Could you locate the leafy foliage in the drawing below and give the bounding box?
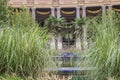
[44,16,66,33]
[74,18,86,26]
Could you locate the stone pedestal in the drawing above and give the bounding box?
[57,29,62,50]
[50,36,56,49]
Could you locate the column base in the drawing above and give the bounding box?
[82,41,88,50]
[76,38,82,50]
[50,37,56,49]
[57,42,62,50]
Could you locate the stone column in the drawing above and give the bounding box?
[102,5,106,14]
[57,7,62,49]
[76,6,80,18]
[51,7,55,16]
[108,5,113,24]
[76,6,82,50]
[82,6,87,50]
[82,6,86,17]
[31,7,36,23]
[108,5,112,11]
[57,7,61,18]
[102,5,106,22]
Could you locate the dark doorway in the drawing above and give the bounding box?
[62,23,76,49]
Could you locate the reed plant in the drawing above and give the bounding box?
[88,11,120,80]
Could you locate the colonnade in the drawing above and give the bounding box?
[31,5,113,50]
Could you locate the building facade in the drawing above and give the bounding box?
[8,0,120,50]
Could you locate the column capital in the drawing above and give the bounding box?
[82,6,87,9]
[30,7,36,10]
[107,5,112,7]
[50,7,55,9]
[102,5,106,8]
[76,6,80,9]
[56,7,61,10]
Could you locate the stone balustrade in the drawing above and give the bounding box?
[8,0,27,4]
[8,0,120,7]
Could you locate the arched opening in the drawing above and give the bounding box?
[36,8,51,27]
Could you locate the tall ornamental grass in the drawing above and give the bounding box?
[89,11,120,80]
[0,0,9,26]
[10,8,35,29]
[0,8,52,78]
[0,27,51,77]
